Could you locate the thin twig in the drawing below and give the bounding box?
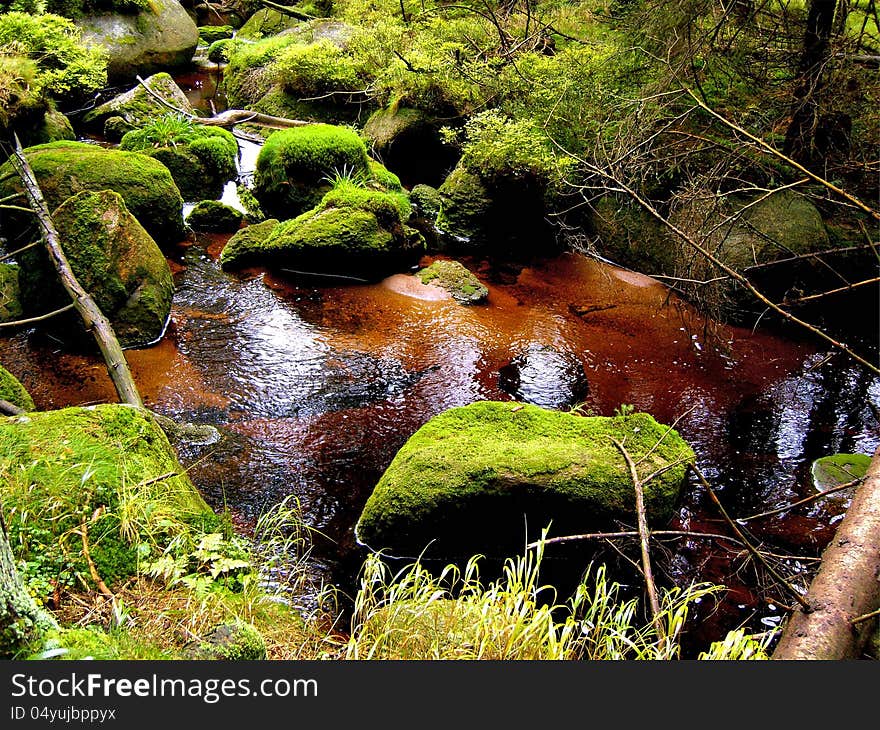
[0,302,75,328]
[690,464,812,612]
[739,478,863,522]
[526,529,747,549]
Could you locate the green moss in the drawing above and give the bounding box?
[185,621,267,660]
[409,184,441,220]
[436,165,492,241]
[219,218,280,269]
[0,263,22,323]
[319,178,410,221]
[120,120,238,202]
[186,200,244,233]
[356,402,695,557]
[253,123,371,218]
[0,141,185,245]
[0,365,34,411]
[363,106,431,151]
[236,8,302,40]
[0,404,216,604]
[417,259,487,304]
[367,159,403,192]
[82,72,194,134]
[21,107,76,147]
[207,38,235,64]
[273,39,365,97]
[17,189,173,348]
[198,25,234,45]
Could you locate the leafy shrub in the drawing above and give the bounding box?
[0,12,106,100]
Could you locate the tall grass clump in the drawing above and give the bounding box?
[343,538,765,660]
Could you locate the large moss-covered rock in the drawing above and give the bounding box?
[0,264,22,323]
[120,121,238,201]
[0,365,34,412]
[236,8,302,39]
[0,141,185,245]
[253,124,371,218]
[82,73,195,140]
[198,25,234,45]
[18,190,174,348]
[219,218,280,269]
[20,108,76,148]
[181,621,267,660]
[221,184,422,276]
[356,402,694,557]
[80,0,198,82]
[0,404,216,601]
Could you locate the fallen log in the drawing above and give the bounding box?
[9,137,143,409]
[772,444,880,659]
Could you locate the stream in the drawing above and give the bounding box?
[4,65,879,652]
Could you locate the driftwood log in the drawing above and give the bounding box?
[9,137,143,408]
[773,444,880,659]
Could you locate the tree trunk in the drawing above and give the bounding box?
[10,139,143,408]
[0,514,57,658]
[772,444,880,659]
[783,0,839,164]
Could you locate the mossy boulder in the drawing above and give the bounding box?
[198,25,234,45]
[207,38,235,64]
[82,73,195,140]
[236,8,302,40]
[0,365,34,412]
[18,190,174,348]
[363,106,458,188]
[416,259,488,304]
[0,404,216,603]
[0,141,185,245]
[120,122,239,201]
[0,264,22,323]
[436,164,555,255]
[186,200,244,233]
[20,108,76,148]
[219,218,280,269]
[252,124,371,219]
[80,0,199,82]
[410,184,442,221]
[221,184,422,276]
[356,402,694,557]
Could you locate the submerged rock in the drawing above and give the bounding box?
[18,190,174,348]
[498,346,589,410]
[356,401,694,557]
[80,0,199,82]
[253,124,371,219]
[416,259,488,304]
[0,365,34,412]
[0,141,185,246]
[82,73,195,140]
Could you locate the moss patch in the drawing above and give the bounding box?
[0,141,185,246]
[186,200,244,233]
[198,25,234,45]
[417,259,487,304]
[82,72,195,134]
[0,263,22,323]
[356,402,695,557]
[0,365,34,412]
[219,218,280,270]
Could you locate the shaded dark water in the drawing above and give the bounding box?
[3,68,879,653]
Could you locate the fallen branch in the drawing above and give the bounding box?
[739,478,863,522]
[258,0,316,21]
[773,445,880,659]
[0,400,24,416]
[0,302,75,329]
[526,529,748,549]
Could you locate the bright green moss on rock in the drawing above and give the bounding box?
[186,200,244,233]
[120,121,238,201]
[0,264,22,323]
[0,365,34,412]
[219,218,280,270]
[182,620,267,660]
[17,190,174,348]
[207,38,235,64]
[253,123,371,218]
[236,8,302,40]
[409,183,441,221]
[198,25,234,44]
[221,182,423,275]
[417,259,487,304]
[356,402,695,557]
[0,404,216,604]
[0,141,185,245]
[21,108,76,147]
